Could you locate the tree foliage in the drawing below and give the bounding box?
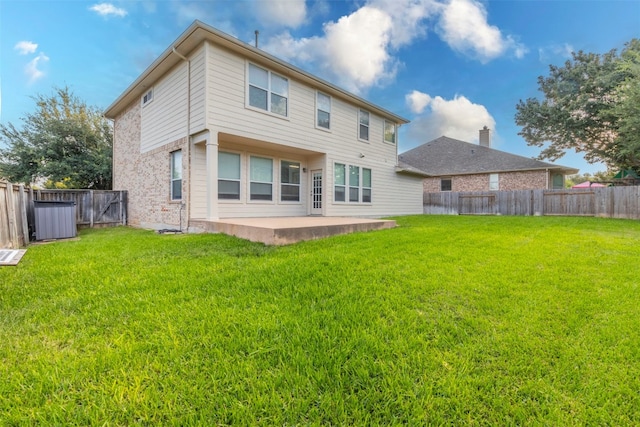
[515,39,640,172]
[564,171,614,188]
[0,87,112,189]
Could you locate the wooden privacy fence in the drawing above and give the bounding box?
[0,181,30,249]
[1,181,128,248]
[424,186,640,219]
[33,189,127,228]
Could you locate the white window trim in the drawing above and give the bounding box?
[142,88,153,107]
[334,163,346,203]
[489,173,499,191]
[218,151,243,202]
[441,177,452,192]
[348,165,360,203]
[358,110,370,142]
[170,150,182,201]
[362,168,372,204]
[248,155,275,204]
[280,159,302,204]
[315,91,331,131]
[245,62,290,120]
[384,120,397,145]
[333,162,371,204]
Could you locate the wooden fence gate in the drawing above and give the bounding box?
[31,189,128,228]
[1,182,128,248]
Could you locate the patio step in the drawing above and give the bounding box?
[189,217,396,245]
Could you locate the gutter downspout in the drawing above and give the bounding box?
[172,47,190,231]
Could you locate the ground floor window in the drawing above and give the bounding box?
[552,173,564,189]
[334,163,346,202]
[218,152,241,200]
[362,168,372,202]
[489,173,499,190]
[281,160,301,202]
[170,150,182,200]
[250,156,273,201]
[335,162,371,203]
[441,178,452,192]
[349,165,360,202]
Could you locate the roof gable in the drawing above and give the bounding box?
[398,136,578,176]
[104,20,408,124]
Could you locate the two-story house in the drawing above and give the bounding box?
[105,21,424,232]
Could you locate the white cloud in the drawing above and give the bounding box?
[405,91,496,146]
[538,43,574,62]
[255,0,307,28]
[406,90,432,114]
[264,0,525,94]
[369,0,440,48]
[25,52,50,84]
[437,0,526,62]
[264,5,414,93]
[322,7,396,92]
[89,3,128,17]
[14,41,38,55]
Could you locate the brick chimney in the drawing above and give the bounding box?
[479,126,491,148]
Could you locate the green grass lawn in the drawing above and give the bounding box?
[1,215,639,425]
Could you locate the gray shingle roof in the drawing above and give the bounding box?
[398,136,579,176]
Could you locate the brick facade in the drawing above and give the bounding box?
[424,170,550,193]
[113,100,188,229]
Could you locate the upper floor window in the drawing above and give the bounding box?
[384,120,396,144]
[248,64,288,117]
[142,88,153,107]
[170,150,182,200]
[359,110,370,141]
[316,92,331,129]
[218,152,241,200]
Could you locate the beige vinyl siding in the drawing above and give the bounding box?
[216,143,308,218]
[141,62,188,153]
[189,46,207,133]
[203,43,422,218]
[205,44,397,161]
[190,142,207,218]
[325,159,423,217]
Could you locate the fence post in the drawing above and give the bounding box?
[19,185,29,246]
[90,190,94,228]
[6,183,18,248]
[119,191,124,225]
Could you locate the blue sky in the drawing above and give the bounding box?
[1,0,638,174]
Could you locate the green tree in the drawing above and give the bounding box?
[611,39,640,170]
[0,87,112,189]
[515,39,640,173]
[565,171,614,188]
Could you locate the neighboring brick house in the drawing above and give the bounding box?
[398,129,578,193]
[104,20,424,231]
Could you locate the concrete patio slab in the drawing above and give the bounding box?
[190,217,396,245]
